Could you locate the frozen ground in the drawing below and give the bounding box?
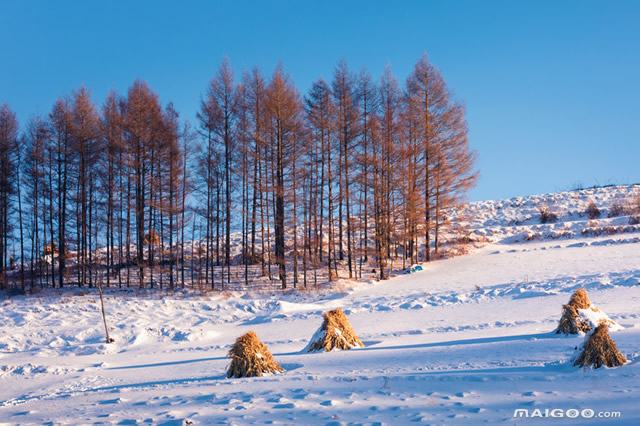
[1,186,640,424]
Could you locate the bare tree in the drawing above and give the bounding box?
[2,53,477,292]
[0,103,20,289]
[331,60,360,278]
[101,91,124,287]
[49,98,72,288]
[379,64,402,274]
[23,114,49,287]
[305,79,337,280]
[123,79,164,288]
[70,87,101,287]
[265,64,303,288]
[198,58,236,288]
[355,69,378,275]
[406,54,478,258]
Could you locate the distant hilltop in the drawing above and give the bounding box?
[464,185,640,244]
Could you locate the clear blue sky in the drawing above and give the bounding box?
[1,0,639,201]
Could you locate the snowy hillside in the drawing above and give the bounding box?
[465,184,640,244]
[1,185,640,424]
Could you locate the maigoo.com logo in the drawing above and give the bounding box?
[513,408,621,419]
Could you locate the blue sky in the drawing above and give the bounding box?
[1,0,639,201]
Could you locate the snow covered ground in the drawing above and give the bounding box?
[1,186,640,424]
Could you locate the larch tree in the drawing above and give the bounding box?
[23,114,49,287]
[0,103,20,289]
[123,79,164,288]
[265,64,303,289]
[355,68,378,275]
[305,78,336,281]
[406,53,443,261]
[234,74,252,285]
[431,100,478,254]
[247,67,268,276]
[49,97,72,288]
[0,53,477,292]
[400,79,423,265]
[379,64,402,273]
[179,121,196,287]
[161,102,184,289]
[101,91,124,287]
[368,114,388,280]
[331,60,360,278]
[69,87,101,287]
[406,53,477,259]
[198,58,236,287]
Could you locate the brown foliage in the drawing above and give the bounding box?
[227,331,284,378]
[574,324,627,368]
[306,308,364,352]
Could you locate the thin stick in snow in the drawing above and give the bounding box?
[97,279,115,343]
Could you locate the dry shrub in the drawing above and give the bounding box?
[306,308,364,352]
[574,324,627,368]
[608,198,626,217]
[586,220,598,228]
[630,194,640,216]
[539,205,558,224]
[241,250,263,265]
[582,224,630,237]
[227,331,284,378]
[586,200,601,219]
[556,288,593,334]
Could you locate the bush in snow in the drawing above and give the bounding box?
[227,331,284,378]
[573,324,627,368]
[539,205,558,224]
[586,200,600,219]
[608,198,627,217]
[305,308,364,352]
[630,195,640,216]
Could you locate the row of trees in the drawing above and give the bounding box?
[0,54,477,291]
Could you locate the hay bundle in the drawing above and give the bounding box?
[556,289,592,334]
[44,242,58,255]
[305,308,364,352]
[227,331,284,378]
[567,288,591,309]
[574,324,627,368]
[555,288,622,334]
[143,230,161,246]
